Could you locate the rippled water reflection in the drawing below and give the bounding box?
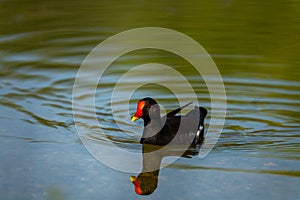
[0,0,299,199]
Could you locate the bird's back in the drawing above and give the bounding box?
[142,107,206,145]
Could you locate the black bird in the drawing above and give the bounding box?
[131,97,207,146]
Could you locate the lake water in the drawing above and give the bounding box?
[0,1,299,199]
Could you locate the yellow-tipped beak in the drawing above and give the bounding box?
[131,116,139,122]
[130,176,137,182]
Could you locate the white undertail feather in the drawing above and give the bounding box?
[195,125,204,143]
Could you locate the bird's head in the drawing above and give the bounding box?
[130,173,158,195]
[131,97,158,122]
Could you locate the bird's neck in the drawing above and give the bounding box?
[142,144,164,172]
[143,114,162,139]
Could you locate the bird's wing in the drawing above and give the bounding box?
[166,101,193,118]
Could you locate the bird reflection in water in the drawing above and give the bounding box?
[130,143,201,195]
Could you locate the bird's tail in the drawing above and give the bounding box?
[194,107,207,144]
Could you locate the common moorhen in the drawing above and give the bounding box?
[131,97,207,146]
